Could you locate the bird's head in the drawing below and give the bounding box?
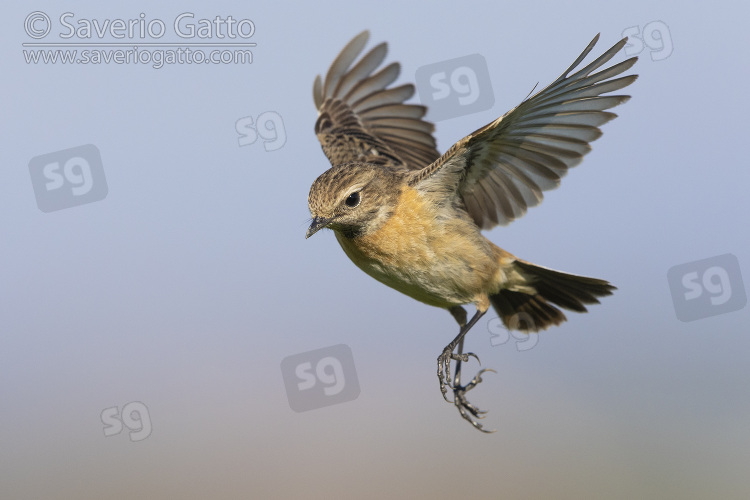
[306,163,402,239]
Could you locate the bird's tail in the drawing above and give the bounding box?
[488,259,615,333]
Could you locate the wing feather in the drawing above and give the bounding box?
[410,34,638,229]
[314,31,439,169]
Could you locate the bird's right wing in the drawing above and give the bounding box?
[313,31,440,170]
[409,34,638,230]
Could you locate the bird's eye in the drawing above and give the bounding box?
[345,192,360,207]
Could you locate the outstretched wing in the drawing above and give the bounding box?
[409,34,638,230]
[313,31,440,170]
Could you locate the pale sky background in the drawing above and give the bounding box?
[2,1,750,499]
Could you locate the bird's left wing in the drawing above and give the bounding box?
[313,31,440,170]
[409,34,638,230]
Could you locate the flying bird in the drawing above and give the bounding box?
[306,31,637,431]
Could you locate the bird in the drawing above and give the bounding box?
[306,30,637,432]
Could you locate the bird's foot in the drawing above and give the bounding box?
[453,368,497,433]
[437,347,480,403]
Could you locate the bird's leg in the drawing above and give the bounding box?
[453,335,496,432]
[438,307,478,402]
[437,307,495,432]
[453,336,465,387]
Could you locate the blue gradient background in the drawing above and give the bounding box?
[3,1,749,498]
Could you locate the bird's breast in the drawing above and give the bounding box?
[335,186,498,308]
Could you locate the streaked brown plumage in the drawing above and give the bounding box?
[306,31,637,431]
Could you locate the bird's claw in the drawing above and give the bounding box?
[437,349,496,432]
[454,368,497,433]
[437,348,480,402]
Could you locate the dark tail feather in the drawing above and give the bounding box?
[489,260,615,333]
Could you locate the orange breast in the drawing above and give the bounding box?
[335,186,499,308]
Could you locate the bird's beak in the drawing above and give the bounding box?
[306,216,332,239]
